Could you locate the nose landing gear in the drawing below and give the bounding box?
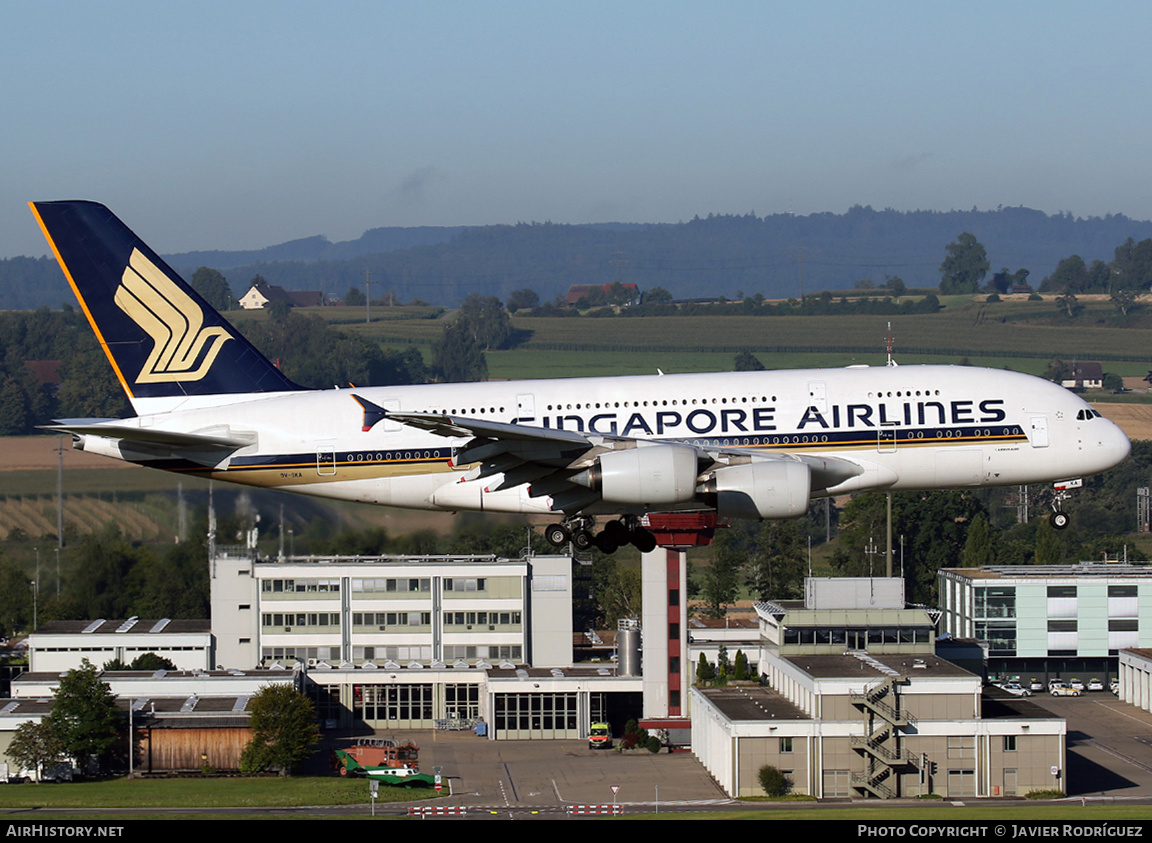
[1048,479,1081,530]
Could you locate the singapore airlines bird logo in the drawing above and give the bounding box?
[114,249,232,383]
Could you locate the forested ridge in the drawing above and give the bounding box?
[6,205,1152,310]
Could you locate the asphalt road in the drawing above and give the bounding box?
[330,694,1152,814]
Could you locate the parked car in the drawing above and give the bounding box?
[1029,678,1044,692]
[1111,679,1120,695]
[1069,678,1085,691]
[1051,683,1082,697]
[1087,678,1104,692]
[1001,682,1032,697]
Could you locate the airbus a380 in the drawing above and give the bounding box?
[29,201,1131,554]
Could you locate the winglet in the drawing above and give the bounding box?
[351,394,388,432]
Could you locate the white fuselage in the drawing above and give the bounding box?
[78,364,1130,517]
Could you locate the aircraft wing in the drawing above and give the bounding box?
[372,401,865,515]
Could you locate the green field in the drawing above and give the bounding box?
[309,298,1152,381]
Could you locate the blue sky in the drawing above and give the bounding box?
[4,1,1152,258]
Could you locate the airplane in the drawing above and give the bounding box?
[29,200,1131,554]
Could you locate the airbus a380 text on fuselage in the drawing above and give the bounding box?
[29,201,1131,553]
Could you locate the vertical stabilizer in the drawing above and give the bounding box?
[30,201,302,411]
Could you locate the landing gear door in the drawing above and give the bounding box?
[1029,416,1049,448]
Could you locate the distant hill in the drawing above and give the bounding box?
[5,206,1152,310]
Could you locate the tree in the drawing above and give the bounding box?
[696,653,714,685]
[962,513,995,567]
[733,650,749,681]
[1112,237,1152,291]
[457,293,513,350]
[1055,292,1081,318]
[939,233,989,295]
[831,490,985,604]
[48,660,120,773]
[0,556,30,637]
[239,684,319,776]
[1111,289,1140,317]
[344,286,365,307]
[697,530,742,617]
[1034,521,1065,565]
[6,721,64,781]
[1040,255,1089,294]
[506,288,539,313]
[745,520,807,601]
[189,267,233,311]
[1043,358,1074,384]
[431,322,488,382]
[128,653,177,671]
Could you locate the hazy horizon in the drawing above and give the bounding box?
[6,2,1152,259]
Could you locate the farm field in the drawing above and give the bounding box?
[308,297,1152,381]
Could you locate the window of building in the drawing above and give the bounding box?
[1003,735,1017,752]
[780,737,794,753]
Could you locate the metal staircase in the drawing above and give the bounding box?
[849,677,917,799]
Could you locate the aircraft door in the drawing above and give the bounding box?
[1029,416,1049,448]
[878,423,897,453]
[516,393,536,424]
[807,381,827,414]
[317,441,336,476]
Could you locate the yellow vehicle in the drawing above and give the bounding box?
[589,722,613,750]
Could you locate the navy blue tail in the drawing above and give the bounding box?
[31,201,302,407]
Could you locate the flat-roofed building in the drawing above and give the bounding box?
[938,563,1152,685]
[691,577,1066,798]
[28,618,212,673]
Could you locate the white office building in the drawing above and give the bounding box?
[938,563,1152,684]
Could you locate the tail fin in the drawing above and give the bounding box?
[30,201,302,412]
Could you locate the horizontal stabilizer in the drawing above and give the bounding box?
[41,422,253,450]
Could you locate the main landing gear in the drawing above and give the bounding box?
[545,516,658,554]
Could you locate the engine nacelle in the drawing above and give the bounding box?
[571,443,699,506]
[707,461,812,520]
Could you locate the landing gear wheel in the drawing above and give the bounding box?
[593,531,620,554]
[603,519,629,541]
[572,529,594,552]
[545,524,570,548]
[631,526,658,553]
[1050,511,1070,530]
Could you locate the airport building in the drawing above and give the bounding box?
[210,543,642,738]
[26,619,212,674]
[937,563,1152,684]
[2,668,296,775]
[691,578,1066,798]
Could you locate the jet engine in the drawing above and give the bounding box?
[702,460,812,520]
[569,443,699,505]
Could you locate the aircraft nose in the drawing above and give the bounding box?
[1100,417,1131,469]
